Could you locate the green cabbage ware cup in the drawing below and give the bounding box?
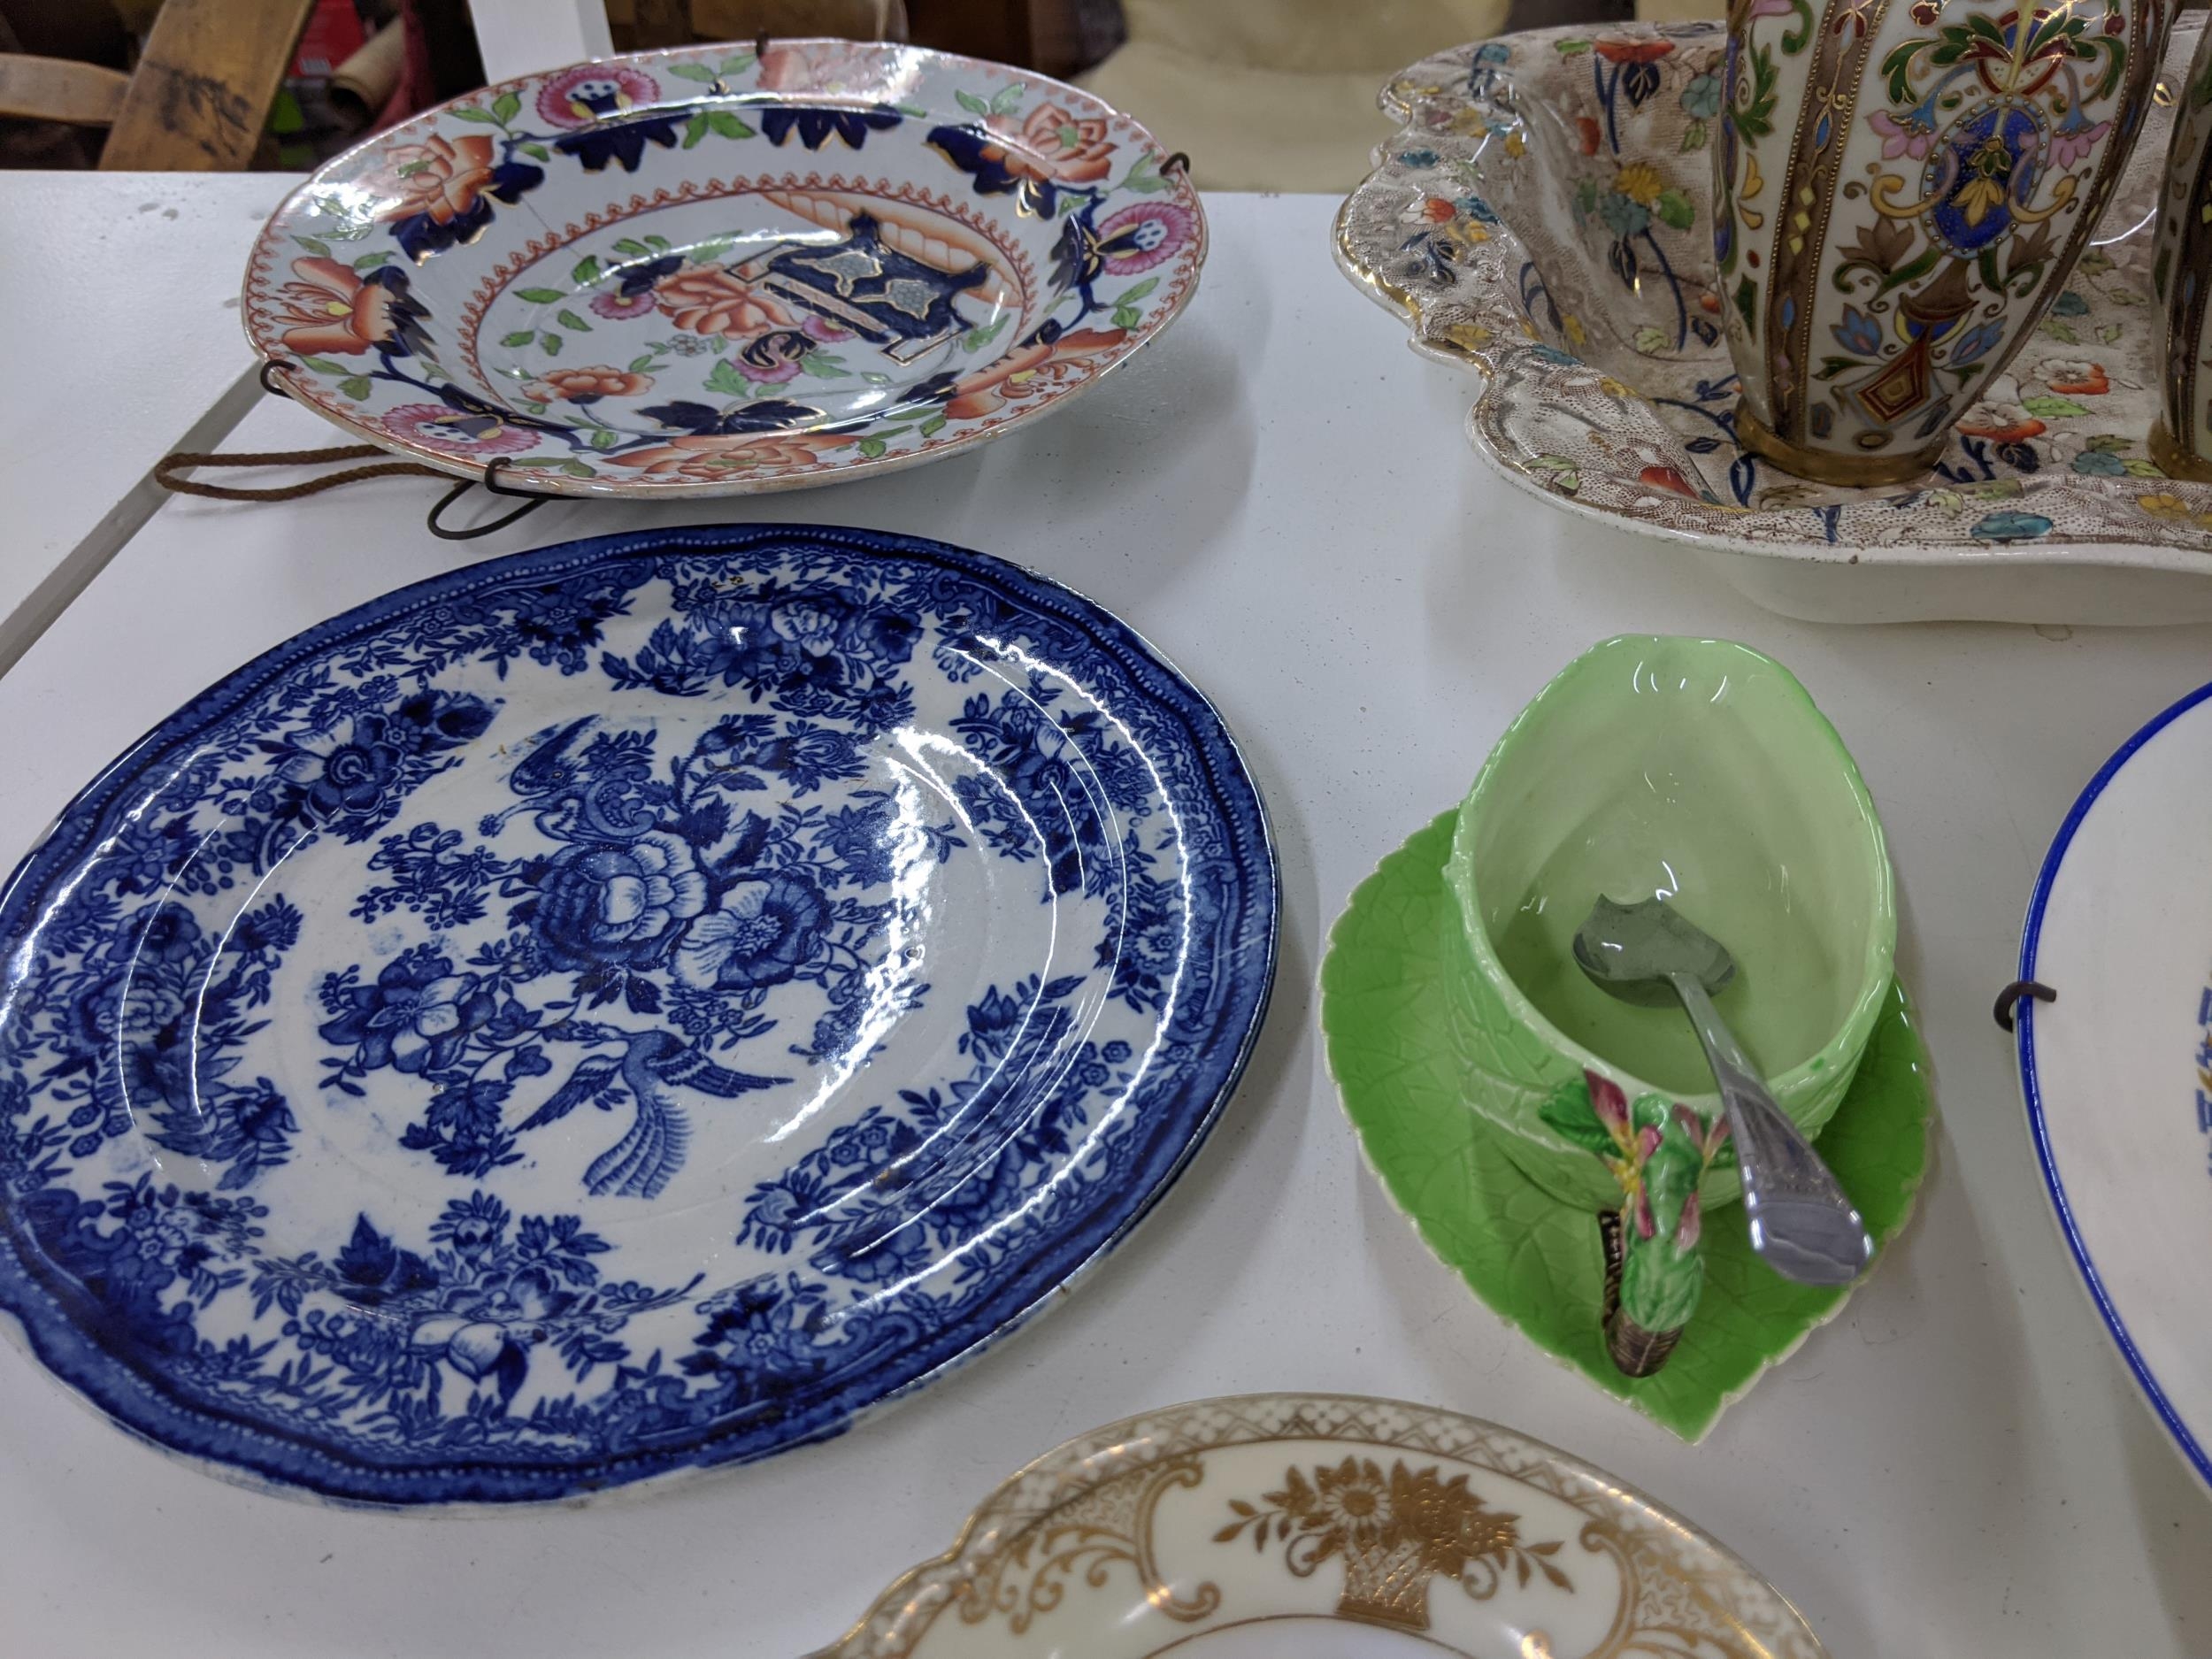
[1444,636,1895,1223]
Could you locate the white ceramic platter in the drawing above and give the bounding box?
[0,526,1277,1506]
[243,41,1202,496]
[819,1392,1824,1657]
[2016,676,2212,1489]
[1336,20,2212,625]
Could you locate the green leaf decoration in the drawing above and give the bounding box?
[490,89,520,125]
[1111,305,1141,330]
[706,111,755,140]
[1535,1078,1617,1156]
[704,358,749,396]
[1120,155,1168,195]
[556,309,593,334]
[448,105,496,123]
[1118,276,1161,305]
[1655,188,1695,232]
[2021,395,2089,419]
[588,427,620,450]
[336,376,373,401]
[1633,324,1671,355]
[560,460,596,478]
[540,331,563,356]
[857,436,889,459]
[571,256,601,286]
[613,238,651,257]
[1680,118,1709,152]
[682,111,710,149]
[350,251,392,270]
[519,142,551,161]
[296,356,347,374]
[1555,38,1594,53]
[962,317,1010,353]
[918,412,949,437]
[799,350,847,378]
[627,353,659,373]
[643,234,671,251]
[668,61,720,82]
[516,287,567,303]
[500,330,537,349]
[1320,812,1933,1441]
[955,89,990,116]
[988,83,1025,115]
[718,51,757,76]
[295,234,332,258]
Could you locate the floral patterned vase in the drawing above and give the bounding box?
[1715,0,2174,484]
[2153,24,2212,482]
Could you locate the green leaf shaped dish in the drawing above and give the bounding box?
[1321,811,1932,1440]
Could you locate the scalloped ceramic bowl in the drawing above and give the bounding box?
[1445,637,1895,1209]
[243,40,1203,496]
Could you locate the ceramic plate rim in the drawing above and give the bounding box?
[2016,673,2212,1490]
[0,523,1280,1508]
[241,40,1207,499]
[813,1388,1825,1657]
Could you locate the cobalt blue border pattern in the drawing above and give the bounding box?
[0,524,1279,1506]
[2016,672,2212,1492]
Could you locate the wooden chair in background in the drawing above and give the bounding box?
[0,0,315,169]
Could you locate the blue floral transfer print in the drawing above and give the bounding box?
[0,526,1277,1505]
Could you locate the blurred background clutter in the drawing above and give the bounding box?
[0,0,1675,183]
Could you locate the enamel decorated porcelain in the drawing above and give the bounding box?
[818,1393,1826,1656]
[243,42,1202,495]
[2016,676,2212,1493]
[0,526,1276,1505]
[1336,19,2212,624]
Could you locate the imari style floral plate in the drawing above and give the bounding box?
[1337,20,2212,625]
[2016,675,2212,1492]
[242,42,1202,495]
[0,526,1276,1506]
[817,1392,1825,1656]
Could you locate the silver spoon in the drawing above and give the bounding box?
[1571,895,1872,1286]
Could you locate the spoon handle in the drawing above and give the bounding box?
[1665,972,1872,1287]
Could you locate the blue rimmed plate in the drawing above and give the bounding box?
[0,526,1276,1506]
[2016,677,2212,1491]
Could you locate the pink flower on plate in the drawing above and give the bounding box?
[377,403,541,457]
[1095,202,1197,276]
[589,289,658,320]
[2048,114,2111,172]
[535,65,661,130]
[1868,107,1934,161]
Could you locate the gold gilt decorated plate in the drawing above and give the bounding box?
[816,1392,1824,1657]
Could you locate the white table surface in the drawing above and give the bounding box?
[0,172,299,675]
[1,192,2208,1659]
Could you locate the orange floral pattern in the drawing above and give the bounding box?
[273,257,399,357]
[654,265,793,339]
[527,365,655,402]
[944,326,1125,421]
[619,432,856,480]
[987,102,1115,186]
[380,134,503,230]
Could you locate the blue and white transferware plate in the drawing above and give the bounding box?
[2016,677,2212,1491]
[0,526,1276,1506]
[242,41,1202,496]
